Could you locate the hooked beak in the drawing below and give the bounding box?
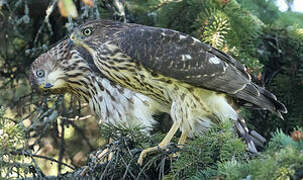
[43,83,53,89]
[70,28,82,45]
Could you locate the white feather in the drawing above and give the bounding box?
[206,95,238,121]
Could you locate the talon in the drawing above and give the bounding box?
[170,152,179,158]
[137,151,145,165]
[137,146,158,165]
[96,138,113,163]
[97,148,109,159]
[137,121,181,165]
[97,148,113,163]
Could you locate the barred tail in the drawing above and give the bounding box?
[235,116,266,153]
[234,83,287,119]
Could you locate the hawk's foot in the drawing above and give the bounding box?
[138,121,181,165]
[137,144,169,165]
[95,138,114,163]
[96,147,114,163]
[171,129,189,158]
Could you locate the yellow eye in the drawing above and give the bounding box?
[83,28,92,36]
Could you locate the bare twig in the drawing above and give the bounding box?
[58,117,66,173]
[33,0,57,44]
[9,150,75,170]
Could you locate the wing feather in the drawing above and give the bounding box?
[117,26,252,95]
[115,25,287,115]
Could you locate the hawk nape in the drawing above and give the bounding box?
[70,19,287,165]
[30,39,169,134]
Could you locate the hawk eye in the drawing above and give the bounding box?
[83,28,92,36]
[36,70,45,78]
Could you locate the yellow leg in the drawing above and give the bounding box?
[97,138,113,162]
[178,129,189,146]
[137,121,181,165]
[171,129,189,158]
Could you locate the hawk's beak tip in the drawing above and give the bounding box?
[43,83,54,89]
[70,34,75,41]
[70,33,80,45]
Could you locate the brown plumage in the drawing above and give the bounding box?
[29,39,168,133]
[70,19,286,164]
[71,19,286,116]
[29,40,262,149]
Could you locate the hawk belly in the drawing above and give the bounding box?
[62,49,169,134]
[84,76,167,134]
[131,69,238,136]
[93,53,238,136]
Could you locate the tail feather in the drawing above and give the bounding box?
[235,116,266,153]
[234,83,287,118]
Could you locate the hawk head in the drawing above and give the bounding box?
[29,40,93,94]
[69,22,99,56]
[69,20,125,56]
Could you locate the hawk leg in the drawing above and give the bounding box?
[137,121,181,165]
[97,138,114,163]
[178,129,189,146]
[170,129,189,158]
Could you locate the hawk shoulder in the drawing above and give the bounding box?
[116,25,254,96]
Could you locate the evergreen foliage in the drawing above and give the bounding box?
[216,129,303,180]
[188,128,303,180]
[250,26,303,137]
[32,121,303,179]
[278,11,303,28]
[167,121,248,179]
[237,0,280,24]
[0,107,38,178]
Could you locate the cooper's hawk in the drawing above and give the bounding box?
[30,38,264,157]
[30,39,169,134]
[70,19,287,164]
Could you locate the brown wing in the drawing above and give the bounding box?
[116,25,287,116]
